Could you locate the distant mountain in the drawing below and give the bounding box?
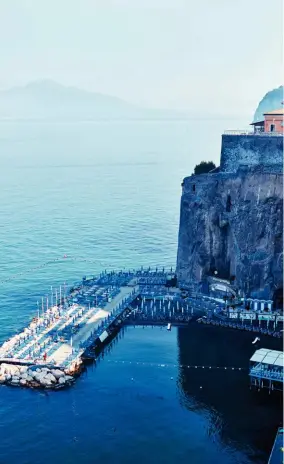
[253,85,283,122]
[0,80,185,121]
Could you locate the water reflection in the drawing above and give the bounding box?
[176,323,283,461]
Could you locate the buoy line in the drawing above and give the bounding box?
[106,360,246,370]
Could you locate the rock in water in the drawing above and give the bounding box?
[51,369,65,379]
[40,378,52,387]
[11,377,20,384]
[41,368,50,374]
[34,374,44,383]
[45,373,56,383]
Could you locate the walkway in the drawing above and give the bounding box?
[49,285,137,366]
[268,428,284,464]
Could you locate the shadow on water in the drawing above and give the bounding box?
[84,322,282,462]
[176,323,283,462]
[0,323,282,464]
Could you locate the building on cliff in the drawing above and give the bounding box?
[251,107,284,134]
[176,114,283,307]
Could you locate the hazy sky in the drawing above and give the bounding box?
[0,0,283,117]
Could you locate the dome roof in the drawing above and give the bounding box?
[253,85,283,122]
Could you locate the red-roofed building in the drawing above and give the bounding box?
[251,108,284,134]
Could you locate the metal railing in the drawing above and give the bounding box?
[250,367,283,382]
[224,130,283,136]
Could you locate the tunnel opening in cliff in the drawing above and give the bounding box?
[226,194,232,212]
[273,288,283,309]
[208,262,231,281]
[209,224,231,280]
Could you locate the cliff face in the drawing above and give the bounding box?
[176,138,283,301]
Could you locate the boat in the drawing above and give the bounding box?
[167,323,171,331]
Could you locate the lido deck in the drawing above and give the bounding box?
[0,270,177,381]
[0,282,139,373]
[0,269,282,389]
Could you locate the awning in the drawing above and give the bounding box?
[250,349,283,367]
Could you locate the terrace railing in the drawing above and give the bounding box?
[224,130,283,136]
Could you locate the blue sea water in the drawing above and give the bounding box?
[0,120,282,464]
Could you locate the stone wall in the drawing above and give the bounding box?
[176,168,283,300]
[220,134,283,173]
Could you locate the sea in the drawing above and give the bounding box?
[0,120,282,464]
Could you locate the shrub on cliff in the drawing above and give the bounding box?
[194,161,216,175]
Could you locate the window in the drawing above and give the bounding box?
[270,124,275,132]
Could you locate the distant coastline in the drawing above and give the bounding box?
[0,80,185,121]
[0,80,248,122]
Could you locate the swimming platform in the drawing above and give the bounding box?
[0,269,282,390]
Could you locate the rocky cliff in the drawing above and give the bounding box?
[176,136,283,302]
